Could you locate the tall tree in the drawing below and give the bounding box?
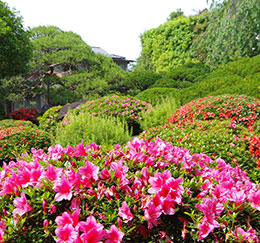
[192,0,260,66]
[0,1,32,78]
[136,10,210,72]
[4,26,126,105]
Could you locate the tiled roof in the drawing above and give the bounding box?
[92,46,127,60]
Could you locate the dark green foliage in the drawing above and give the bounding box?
[152,77,179,88]
[0,1,32,78]
[165,62,211,83]
[123,70,162,94]
[135,87,180,106]
[3,26,127,105]
[178,55,260,105]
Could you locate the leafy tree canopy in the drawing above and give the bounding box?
[0,0,32,78]
[3,25,126,105]
[193,0,260,66]
[136,10,210,72]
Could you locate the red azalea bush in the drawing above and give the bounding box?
[249,135,260,169]
[62,95,152,135]
[5,108,39,124]
[0,126,52,162]
[168,95,260,130]
[0,138,260,242]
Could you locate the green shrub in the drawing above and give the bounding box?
[165,62,211,83]
[55,112,131,148]
[124,71,162,91]
[0,119,35,129]
[38,105,62,135]
[152,77,179,88]
[135,87,180,106]
[140,96,178,130]
[0,126,52,162]
[141,119,259,180]
[179,55,260,105]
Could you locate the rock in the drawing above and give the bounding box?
[58,101,88,120]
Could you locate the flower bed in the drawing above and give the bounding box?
[0,126,52,162]
[168,95,260,130]
[0,138,260,242]
[5,108,39,124]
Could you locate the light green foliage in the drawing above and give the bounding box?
[140,97,178,130]
[136,10,210,72]
[179,54,260,105]
[55,113,131,148]
[0,119,35,129]
[135,87,180,106]
[38,105,62,135]
[0,1,32,78]
[193,0,260,66]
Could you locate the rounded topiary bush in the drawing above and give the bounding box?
[124,70,162,91]
[135,87,180,106]
[168,95,260,129]
[38,105,62,135]
[0,126,52,163]
[0,119,35,129]
[63,94,152,135]
[55,112,131,148]
[165,62,211,83]
[140,119,259,179]
[0,138,260,242]
[151,77,179,88]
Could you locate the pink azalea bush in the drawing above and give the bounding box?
[0,138,260,242]
[62,94,152,135]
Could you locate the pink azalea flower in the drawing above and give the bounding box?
[79,216,104,233]
[48,144,64,161]
[55,224,78,243]
[161,197,175,215]
[45,164,61,182]
[80,228,104,243]
[55,212,74,226]
[144,203,161,229]
[53,177,73,201]
[118,201,134,223]
[78,161,99,182]
[110,160,128,179]
[105,225,124,243]
[13,192,32,216]
[198,221,216,240]
[249,190,260,210]
[234,227,259,243]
